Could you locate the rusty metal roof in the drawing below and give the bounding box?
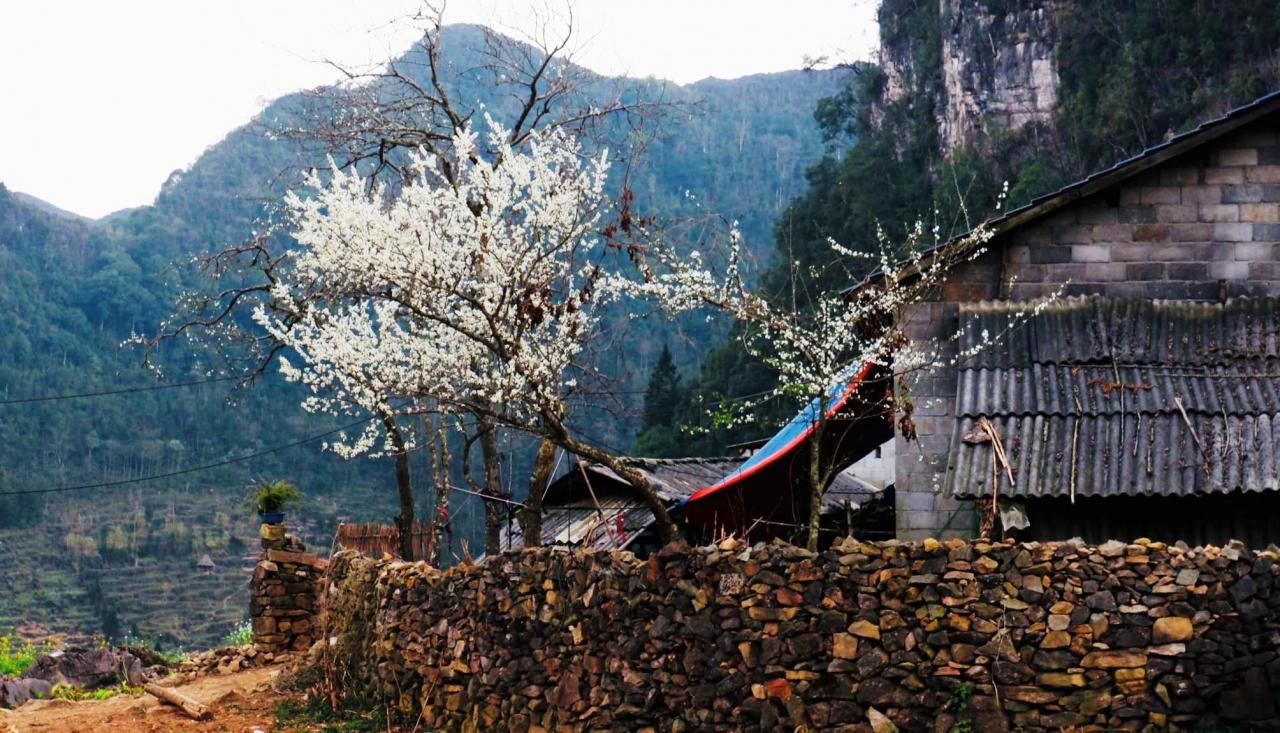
[499,496,654,552]
[949,297,1280,498]
[586,457,745,502]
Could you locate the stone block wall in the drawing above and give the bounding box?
[250,546,326,652]
[319,538,1280,731]
[1002,124,1280,302]
[894,116,1280,540]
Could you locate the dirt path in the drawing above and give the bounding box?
[0,665,298,733]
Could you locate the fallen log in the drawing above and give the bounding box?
[143,683,210,721]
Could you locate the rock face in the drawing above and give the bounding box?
[21,647,143,689]
[317,537,1280,730]
[937,0,1059,152]
[0,678,52,709]
[878,0,1060,154]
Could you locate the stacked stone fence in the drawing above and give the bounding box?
[313,536,1280,731]
[251,543,326,653]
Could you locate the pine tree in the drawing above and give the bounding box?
[633,345,687,457]
[642,345,682,429]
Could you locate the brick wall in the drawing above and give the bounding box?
[895,117,1280,539]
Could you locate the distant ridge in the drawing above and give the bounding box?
[10,191,93,223]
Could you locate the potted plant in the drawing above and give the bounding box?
[249,480,302,525]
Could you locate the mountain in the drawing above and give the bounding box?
[8,192,93,224]
[0,25,842,647]
[652,0,1280,457]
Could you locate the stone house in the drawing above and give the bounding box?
[893,90,1280,544]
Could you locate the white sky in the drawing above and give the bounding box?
[0,1,878,219]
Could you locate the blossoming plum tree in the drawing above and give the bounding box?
[255,119,680,545]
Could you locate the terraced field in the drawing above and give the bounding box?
[0,481,399,649]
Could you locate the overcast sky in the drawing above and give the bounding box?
[0,1,877,218]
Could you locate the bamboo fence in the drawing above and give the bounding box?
[336,521,435,561]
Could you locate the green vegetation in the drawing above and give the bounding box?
[223,620,253,647]
[672,0,1280,455]
[119,632,189,664]
[0,24,839,646]
[9,4,1277,644]
[48,682,143,701]
[274,697,388,733]
[631,345,688,457]
[249,480,303,515]
[0,635,44,676]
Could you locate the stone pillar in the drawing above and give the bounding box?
[249,525,326,653]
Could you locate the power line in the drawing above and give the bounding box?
[0,374,245,405]
[0,416,377,497]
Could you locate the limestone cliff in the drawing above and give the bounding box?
[877,0,1061,154]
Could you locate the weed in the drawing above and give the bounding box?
[945,683,974,711]
[223,620,253,647]
[120,632,187,664]
[48,682,142,701]
[249,480,303,515]
[0,635,45,677]
[946,684,975,733]
[274,697,387,733]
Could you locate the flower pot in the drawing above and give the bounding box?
[258,511,285,525]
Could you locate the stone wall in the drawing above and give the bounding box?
[894,115,1280,540]
[250,544,325,653]
[319,537,1280,731]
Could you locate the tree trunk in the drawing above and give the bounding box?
[381,412,415,561]
[554,431,678,544]
[430,421,452,567]
[806,418,826,552]
[520,437,557,546]
[479,417,503,556]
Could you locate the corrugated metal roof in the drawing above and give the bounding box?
[956,362,1280,417]
[960,297,1280,368]
[499,496,654,552]
[512,455,886,551]
[949,298,1280,499]
[822,473,883,513]
[950,413,1280,498]
[504,457,741,552]
[588,457,743,502]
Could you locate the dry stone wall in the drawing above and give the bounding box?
[251,542,325,653]
[319,536,1280,731]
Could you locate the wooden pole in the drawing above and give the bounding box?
[144,683,211,721]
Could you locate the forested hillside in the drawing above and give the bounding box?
[638,0,1280,456]
[0,25,839,647]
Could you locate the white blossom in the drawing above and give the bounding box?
[255,118,620,456]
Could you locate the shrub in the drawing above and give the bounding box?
[223,620,253,647]
[0,635,43,677]
[248,480,303,515]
